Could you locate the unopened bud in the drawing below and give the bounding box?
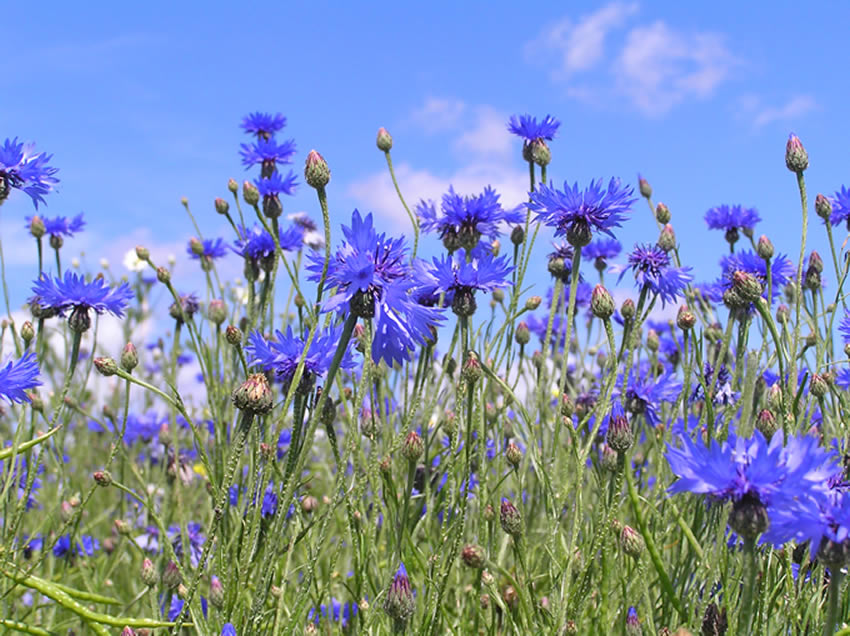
[135,246,150,262]
[305,150,330,189]
[655,202,671,224]
[657,224,676,252]
[676,305,696,331]
[227,178,238,194]
[776,304,790,324]
[461,544,486,569]
[621,299,636,321]
[785,134,808,173]
[525,295,542,311]
[210,576,224,609]
[732,270,763,304]
[756,409,778,438]
[114,519,132,536]
[515,321,530,345]
[511,225,525,246]
[638,176,652,199]
[401,431,424,462]
[156,266,170,284]
[214,198,229,216]
[505,442,522,467]
[620,525,645,558]
[29,216,46,238]
[121,342,138,372]
[815,194,832,221]
[590,285,615,320]
[189,237,204,256]
[94,356,119,377]
[162,561,182,589]
[242,180,260,206]
[141,558,157,586]
[20,321,34,345]
[93,470,112,487]
[232,374,273,415]
[225,325,242,346]
[376,127,393,152]
[646,329,659,352]
[499,498,522,537]
[810,373,829,399]
[461,351,482,384]
[756,235,774,260]
[606,413,633,452]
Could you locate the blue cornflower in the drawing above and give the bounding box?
[31,272,133,330]
[307,210,444,367]
[582,237,622,269]
[839,312,850,345]
[221,623,237,636]
[0,353,41,404]
[233,223,304,267]
[241,112,286,138]
[718,250,794,305]
[618,367,682,428]
[0,138,59,208]
[261,482,278,518]
[417,186,523,251]
[704,204,761,243]
[692,363,739,406]
[255,170,298,197]
[53,534,100,558]
[429,248,513,316]
[764,486,850,553]
[26,213,85,239]
[240,137,296,169]
[169,522,205,568]
[187,237,229,261]
[247,324,356,393]
[528,178,635,247]
[829,186,850,227]
[613,243,692,307]
[507,114,560,141]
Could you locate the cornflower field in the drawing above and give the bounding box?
[2,112,850,636]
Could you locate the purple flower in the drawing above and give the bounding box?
[613,243,692,307]
[31,272,133,322]
[241,112,287,138]
[704,204,761,243]
[507,114,560,141]
[829,186,850,227]
[582,237,622,267]
[169,522,205,568]
[255,170,298,197]
[718,250,794,305]
[529,178,635,247]
[0,138,59,208]
[429,248,513,316]
[240,137,296,169]
[53,534,100,558]
[187,237,229,261]
[26,213,85,238]
[0,353,41,404]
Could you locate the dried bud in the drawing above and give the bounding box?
[232,373,273,415]
[655,202,671,224]
[638,175,652,199]
[499,498,523,537]
[93,470,112,487]
[162,560,182,589]
[756,235,774,260]
[657,224,676,252]
[305,150,330,189]
[401,430,424,463]
[461,544,486,569]
[242,180,260,206]
[94,356,119,377]
[815,193,832,221]
[515,321,530,346]
[121,342,138,372]
[225,325,242,346]
[376,127,393,152]
[785,133,808,173]
[525,295,542,311]
[505,442,522,468]
[591,285,615,320]
[621,299,636,321]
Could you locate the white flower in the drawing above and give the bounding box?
[123,248,147,272]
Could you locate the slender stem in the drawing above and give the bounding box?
[824,570,845,636]
[739,538,758,633]
[789,170,808,401]
[384,150,419,260]
[314,186,332,308]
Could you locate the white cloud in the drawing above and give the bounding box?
[525,4,738,116]
[409,97,467,132]
[750,95,817,128]
[526,2,638,76]
[614,21,736,116]
[453,106,513,158]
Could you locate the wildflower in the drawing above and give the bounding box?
[246,325,356,393]
[186,237,229,261]
[613,243,692,307]
[168,522,206,568]
[429,248,513,317]
[255,170,299,217]
[417,186,523,252]
[0,137,59,208]
[704,204,761,244]
[168,293,200,324]
[718,250,794,306]
[241,112,286,138]
[529,178,634,247]
[829,186,850,227]
[233,224,304,274]
[507,114,560,142]
[383,563,415,625]
[53,534,100,558]
[582,237,622,271]
[26,213,85,240]
[500,498,523,537]
[260,482,278,518]
[0,353,41,404]
[31,272,133,332]
[239,137,296,171]
[785,133,808,173]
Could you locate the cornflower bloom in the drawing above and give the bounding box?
[255,170,299,218]
[31,272,133,332]
[507,114,560,142]
[428,247,513,317]
[613,243,692,307]
[240,137,296,175]
[187,237,229,261]
[26,213,85,240]
[829,186,850,228]
[241,112,287,139]
[704,204,761,246]
[528,178,634,247]
[0,353,41,404]
[582,237,622,272]
[718,249,794,306]
[0,137,59,208]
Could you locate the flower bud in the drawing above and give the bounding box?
[491,238,500,257]
[305,150,330,189]
[810,373,829,399]
[227,178,238,194]
[815,193,832,221]
[606,413,633,452]
[590,285,615,320]
[214,197,229,216]
[560,394,574,418]
[646,329,659,352]
[141,558,158,586]
[655,202,671,224]
[189,237,204,257]
[135,245,150,262]
[120,342,138,372]
[621,299,635,321]
[499,498,522,537]
[461,351,483,385]
[776,304,790,324]
[50,234,63,250]
[29,216,46,239]
[93,470,112,487]
[94,356,119,377]
[548,256,566,278]
[525,295,542,311]
[492,288,505,303]
[114,518,132,535]
[626,607,642,636]
[155,266,170,284]
[240,181,259,207]
[401,430,424,463]
[376,127,393,152]
[756,408,778,438]
[638,176,652,199]
[207,299,228,326]
[232,373,273,415]
[383,563,415,625]
[620,525,645,558]
[601,445,619,472]
[162,560,182,589]
[210,575,224,609]
[502,585,519,610]
[515,321,530,346]
[785,133,808,173]
[20,321,34,345]
[809,251,824,274]
[121,626,137,636]
[657,224,676,252]
[461,544,486,569]
[731,270,763,304]
[676,305,696,331]
[755,234,774,261]
[505,442,522,468]
[225,325,242,346]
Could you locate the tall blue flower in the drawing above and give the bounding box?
[429,248,513,316]
[187,237,229,261]
[829,186,850,227]
[613,243,692,307]
[0,138,59,209]
[307,210,444,367]
[582,237,622,270]
[31,272,133,331]
[839,312,850,345]
[528,178,635,247]
[26,213,85,239]
[232,224,304,272]
[619,366,682,428]
[718,249,794,305]
[246,324,356,393]
[255,170,299,218]
[0,353,41,404]
[241,112,287,138]
[417,186,523,251]
[704,204,761,245]
[240,137,296,170]
[507,114,560,141]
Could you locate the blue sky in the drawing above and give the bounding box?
[3,2,850,312]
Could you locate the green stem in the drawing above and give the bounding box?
[825,570,845,636]
[384,150,419,260]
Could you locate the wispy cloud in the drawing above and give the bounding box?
[745,94,817,128]
[526,4,738,116]
[409,97,467,133]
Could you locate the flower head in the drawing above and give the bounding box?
[429,248,513,316]
[528,179,634,247]
[239,137,296,169]
[233,224,304,266]
[613,243,692,307]
[31,272,133,327]
[254,170,298,198]
[241,112,287,138]
[26,213,84,238]
[187,237,229,261]
[507,114,560,141]
[829,186,850,227]
[0,353,41,404]
[582,237,622,269]
[718,250,794,306]
[0,138,59,208]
